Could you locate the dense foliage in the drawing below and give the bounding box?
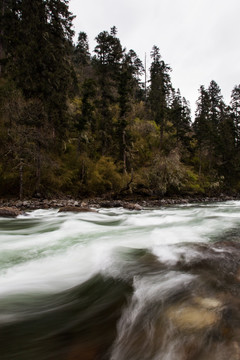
[0,0,240,199]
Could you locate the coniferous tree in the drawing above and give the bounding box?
[230,85,240,147]
[74,31,90,66]
[193,85,211,174]
[207,80,226,171]
[118,49,143,172]
[194,81,225,174]
[2,0,75,133]
[93,27,124,154]
[170,89,191,149]
[217,104,237,185]
[148,45,172,148]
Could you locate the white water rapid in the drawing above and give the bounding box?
[1,201,240,360]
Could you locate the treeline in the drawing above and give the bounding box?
[0,0,240,199]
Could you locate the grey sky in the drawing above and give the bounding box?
[69,0,240,114]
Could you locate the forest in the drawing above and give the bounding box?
[0,0,240,200]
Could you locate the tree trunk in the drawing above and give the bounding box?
[19,160,23,200]
[36,143,41,191]
[198,146,202,176]
[0,0,6,76]
[159,120,164,150]
[123,130,127,174]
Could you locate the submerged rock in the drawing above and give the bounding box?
[0,207,24,218]
[193,296,222,309]
[167,302,220,331]
[58,206,97,213]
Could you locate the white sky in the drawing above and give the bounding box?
[69,0,240,115]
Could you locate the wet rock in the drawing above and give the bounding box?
[123,202,142,211]
[15,200,23,208]
[236,269,240,282]
[167,303,219,330]
[193,296,222,309]
[196,340,240,360]
[81,201,88,207]
[0,207,24,217]
[58,206,97,213]
[22,200,30,207]
[67,344,98,360]
[99,200,123,208]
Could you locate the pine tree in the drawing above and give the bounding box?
[170,89,191,149]
[74,31,90,66]
[193,85,211,174]
[2,0,75,133]
[93,27,124,154]
[148,45,172,148]
[217,104,237,186]
[230,85,240,147]
[118,49,143,172]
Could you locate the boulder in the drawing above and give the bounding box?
[99,200,123,208]
[167,302,220,331]
[58,206,97,213]
[0,207,24,218]
[123,202,142,211]
[193,296,222,309]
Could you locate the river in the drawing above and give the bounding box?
[0,201,240,360]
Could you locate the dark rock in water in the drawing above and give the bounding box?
[67,344,98,360]
[99,200,123,208]
[0,207,24,217]
[58,206,97,213]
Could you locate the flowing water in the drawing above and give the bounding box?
[1,202,240,360]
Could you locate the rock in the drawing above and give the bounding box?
[99,200,123,208]
[58,206,97,213]
[123,202,142,211]
[81,201,88,207]
[236,268,240,281]
[167,303,219,330]
[15,201,23,207]
[196,340,240,360]
[0,207,24,218]
[22,200,30,207]
[193,296,222,309]
[67,344,98,360]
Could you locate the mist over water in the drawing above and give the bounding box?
[1,201,240,360]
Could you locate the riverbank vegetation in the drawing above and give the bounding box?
[1,0,240,199]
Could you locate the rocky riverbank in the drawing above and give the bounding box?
[0,194,239,215]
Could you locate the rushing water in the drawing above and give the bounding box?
[1,201,240,360]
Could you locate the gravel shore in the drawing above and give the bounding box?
[0,194,239,213]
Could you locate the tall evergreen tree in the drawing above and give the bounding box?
[74,31,90,66]
[230,85,240,147]
[118,49,143,172]
[170,89,191,149]
[217,104,237,186]
[93,27,124,154]
[148,45,172,148]
[194,81,226,174]
[193,85,211,174]
[1,0,75,132]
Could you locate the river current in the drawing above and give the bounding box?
[0,201,240,360]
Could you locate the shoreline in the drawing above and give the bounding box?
[0,194,239,212]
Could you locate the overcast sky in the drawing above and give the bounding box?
[69,0,240,114]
